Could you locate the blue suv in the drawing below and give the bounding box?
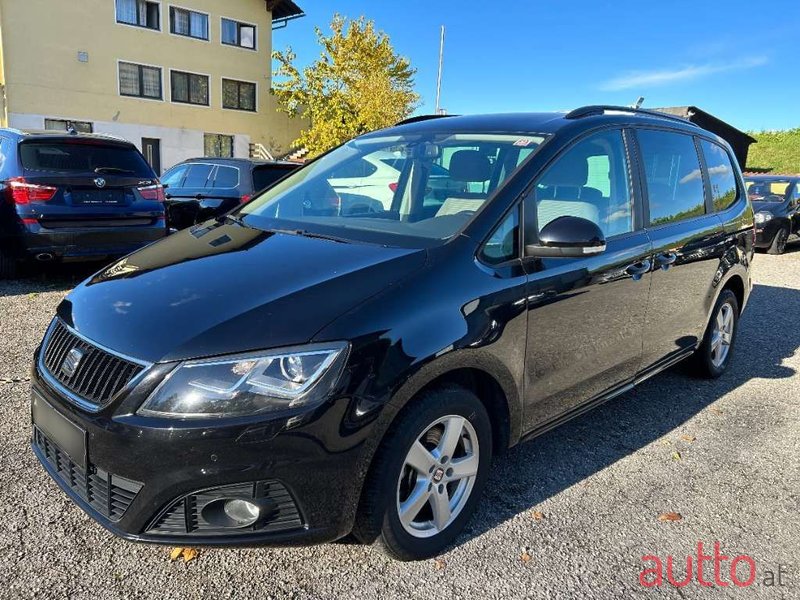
[0,129,167,278]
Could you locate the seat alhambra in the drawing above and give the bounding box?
[30,106,753,560]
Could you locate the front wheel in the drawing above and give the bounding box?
[355,386,492,560]
[688,289,739,378]
[767,226,789,255]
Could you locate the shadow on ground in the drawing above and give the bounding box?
[458,281,799,544]
[0,261,107,297]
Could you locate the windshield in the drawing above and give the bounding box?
[239,132,545,246]
[745,178,795,202]
[19,140,153,176]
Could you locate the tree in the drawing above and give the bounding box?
[272,15,420,156]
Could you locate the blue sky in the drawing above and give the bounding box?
[273,0,800,132]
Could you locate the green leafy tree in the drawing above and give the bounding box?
[272,15,420,156]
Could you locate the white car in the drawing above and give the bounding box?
[327,151,467,211]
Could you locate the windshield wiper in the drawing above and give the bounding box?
[94,167,136,174]
[269,227,351,244]
[218,213,249,227]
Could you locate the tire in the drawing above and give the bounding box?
[0,250,17,280]
[767,226,789,255]
[688,289,739,378]
[353,385,493,561]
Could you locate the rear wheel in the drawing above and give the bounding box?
[767,226,789,255]
[688,289,739,378]
[0,250,18,280]
[354,386,492,560]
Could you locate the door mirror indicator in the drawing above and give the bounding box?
[525,216,606,258]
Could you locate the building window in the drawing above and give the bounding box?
[205,134,234,158]
[222,79,256,111]
[169,6,209,40]
[171,71,209,106]
[221,18,256,49]
[116,0,160,30]
[119,62,163,100]
[44,119,93,133]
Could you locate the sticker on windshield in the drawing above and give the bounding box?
[514,138,534,147]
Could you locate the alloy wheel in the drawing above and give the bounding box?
[396,415,479,538]
[710,303,734,368]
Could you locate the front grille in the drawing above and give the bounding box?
[147,481,304,536]
[33,427,143,521]
[41,320,146,408]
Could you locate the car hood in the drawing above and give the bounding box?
[57,222,427,363]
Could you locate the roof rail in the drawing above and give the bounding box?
[564,105,698,126]
[395,114,455,126]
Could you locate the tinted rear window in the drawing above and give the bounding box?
[253,166,295,192]
[19,140,154,176]
[183,164,214,187]
[212,165,240,188]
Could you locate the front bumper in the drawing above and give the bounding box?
[30,359,370,546]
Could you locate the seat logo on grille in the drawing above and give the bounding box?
[94,177,106,188]
[61,348,85,378]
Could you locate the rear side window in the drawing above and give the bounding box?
[212,166,240,188]
[182,163,214,188]
[253,166,294,192]
[330,158,378,179]
[19,141,154,176]
[637,130,705,226]
[700,140,739,212]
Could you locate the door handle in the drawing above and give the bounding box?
[654,252,677,269]
[195,194,205,200]
[625,259,651,280]
[164,193,172,199]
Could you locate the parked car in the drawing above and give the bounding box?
[30,106,753,561]
[328,150,468,210]
[744,175,800,254]
[160,158,300,230]
[0,130,167,278]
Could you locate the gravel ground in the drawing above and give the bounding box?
[1,252,798,600]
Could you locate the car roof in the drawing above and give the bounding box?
[178,157,300,168]
[0,128,134,145]
[363,109,705,140]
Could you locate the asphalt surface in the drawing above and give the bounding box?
[0,252,798,599]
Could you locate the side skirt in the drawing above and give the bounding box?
[518,348,695,445]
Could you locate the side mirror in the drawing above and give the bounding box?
[525,215,606,258]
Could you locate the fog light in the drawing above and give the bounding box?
[224,499,260,526]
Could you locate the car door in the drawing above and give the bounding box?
[522,128,653,432]
[194,164,242,222]
[163,162,214,230]
[635,129,728,370]
[790,182,800,235]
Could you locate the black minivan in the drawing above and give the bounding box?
[30,107,753,560]
[0,130,167,278]
[160,158,299,230]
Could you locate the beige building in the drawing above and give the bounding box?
[0,0,306,173]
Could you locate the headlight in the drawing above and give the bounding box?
[138,342,349,419]
[755,211,773,224]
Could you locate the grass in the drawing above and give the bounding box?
[745,128,800,174]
